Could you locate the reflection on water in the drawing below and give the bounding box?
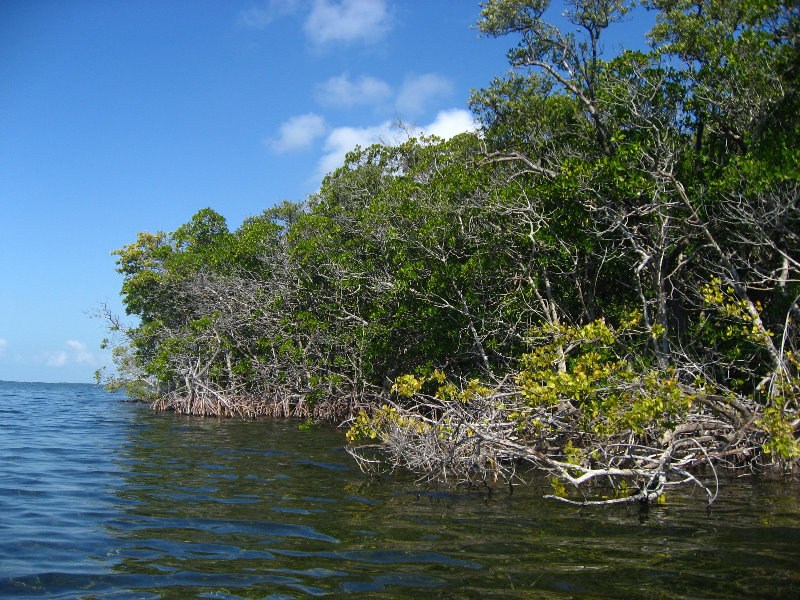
[1,380,799,599]
[106,413,482,599]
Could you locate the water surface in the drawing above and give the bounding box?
[1,381,798,598]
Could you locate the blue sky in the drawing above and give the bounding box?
[0,0,654,383]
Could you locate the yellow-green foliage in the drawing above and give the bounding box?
[345,404,429,444]
[348,319,695,450]
[391,370,490,404]
[699,278,773,345]
[391,374,425,397]
[515,319,690,436]
[562,440,582,465]
[516,321,620,408]
[549,476,566,497]
[458,378,492,403]
[347,370,494,444]
[758,406,800,459]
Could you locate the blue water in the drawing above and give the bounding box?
[1,380,799,599]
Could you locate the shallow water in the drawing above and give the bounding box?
[1,380,799,599]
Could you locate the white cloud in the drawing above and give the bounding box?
[315,73,393,108]
[0,338,7,357]
[315,109,477,178]
[45,340,98,368]
[269,113,328,152]
[66,340,96,365]
[314,72,454,115]
[304,0,391,45]
[237,0,302,29]
[46,351,68,368]
[317,120,396,176]
[396,73,455,116]
[421,108,477,139]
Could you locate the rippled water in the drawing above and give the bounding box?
[1,381,799,599]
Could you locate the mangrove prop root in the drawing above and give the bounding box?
[345,382,786,507]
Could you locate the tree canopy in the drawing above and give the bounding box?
[103,0,799,506]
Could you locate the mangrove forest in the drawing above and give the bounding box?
[100,0,800,506]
